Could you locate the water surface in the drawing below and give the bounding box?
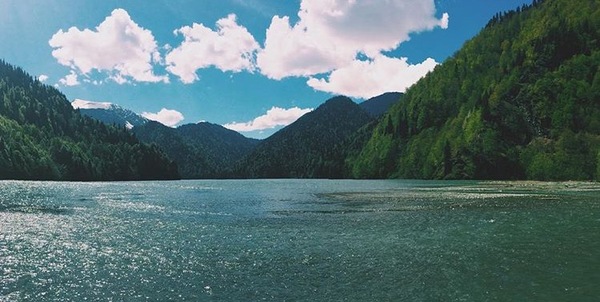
[1,180,599,301]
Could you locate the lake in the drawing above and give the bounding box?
[1,179,599,301]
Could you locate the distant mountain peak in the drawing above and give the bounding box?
[71,98,115,110]
[74,99,148,128]
[237,95,374,178]
[359,92,403,117]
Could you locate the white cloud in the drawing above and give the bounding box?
[257,0,448,80]
[307,56,438,99]
[166,14,260,83]
[49,8,168,85]
[141,108,185,127]
[71,98,113,110]
[38,74,49,82]
[440,13,450,30]
[59,70,80,86]
[223,106,312,132]
[256,15,352,80]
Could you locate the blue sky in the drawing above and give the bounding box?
[0,0,532,138]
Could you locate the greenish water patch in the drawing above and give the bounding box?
[1,180,599,301]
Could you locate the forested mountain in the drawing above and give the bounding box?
[350,0,600,180]
[133,121,259,178]
[0,60,179,180]
[237,96,373,178]
[359,92,403,117]
[75,100,148,129]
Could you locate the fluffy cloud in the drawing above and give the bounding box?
[256,15,353,79]
[257,0,448,80]
[49,8,168,84]
[307,56,438,99]
[440,13,450,30]
[59,70,80,86]
[38,74,49,82]
[223,106,312,132]
[141,108,185,127]
[166,14,260,83]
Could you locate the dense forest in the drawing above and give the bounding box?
[81,93,398,179]
[0,60,179,180]
[349,0,600,180]
[6,0,597,181]
[133,121,259,178]
[236,96,374,178]
[359,92,403,117]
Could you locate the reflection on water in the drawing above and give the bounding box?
[1,180,599,301]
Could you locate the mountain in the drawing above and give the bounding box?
[350,0,600,180]
[0,60,179,180]
[133,121,259,178]
[359,92,403,117]
[73,99,148,129]
[237,96,373,178]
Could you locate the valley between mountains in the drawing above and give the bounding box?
[1,0,599,181]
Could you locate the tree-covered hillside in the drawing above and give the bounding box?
[350,0,600,180]
[0,60,179,180]
[359,92,403,117]
[133,121,259,178]
[238,96,373,178]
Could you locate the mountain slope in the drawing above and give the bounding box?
[74,99,148,129]
[0,60,179,180]
[359,92,403,117]
[133,121,259,178]
[238,96,373,178]
[350,0,600,180]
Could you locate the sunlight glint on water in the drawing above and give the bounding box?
[1,180,599,301]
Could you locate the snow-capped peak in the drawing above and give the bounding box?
[71,99,115,110]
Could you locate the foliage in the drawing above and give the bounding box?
[238,96,374,178]
[0,60,179,180]
[350,0,600,180]
[133,121,259,178]
[359,92,403,117]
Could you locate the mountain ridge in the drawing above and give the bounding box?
[237,96,374,178]
[349,0,600,180]
[0,60,179,180]
[133,121,259,178]
[359,92,403,117]
[74,99,148,129]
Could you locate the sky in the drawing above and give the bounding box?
[0,0,532,138]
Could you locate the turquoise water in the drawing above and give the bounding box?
[1,180,599,301]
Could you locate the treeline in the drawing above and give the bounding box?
[133,121,259,179]
[236,96,374,178]
[349,0,600,180]
[0,60,179,180]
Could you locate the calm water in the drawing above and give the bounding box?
[1,179,599,301]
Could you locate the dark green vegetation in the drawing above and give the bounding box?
[359,92,403,117]
[133,121,259,178]
[237,96,374,178]
[0,60,179,180]
[350,0,600,180]
[84,93,397,179]
[4,0,597,181]
[84,93,398,179]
